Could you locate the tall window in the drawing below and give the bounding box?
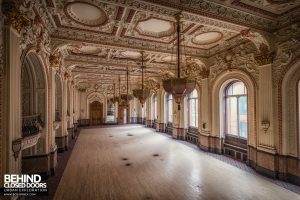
[152,95,157,120]
[166,94,173,123]
[142,103,146,119]
[188,89,198,127]
[225,81,247,138]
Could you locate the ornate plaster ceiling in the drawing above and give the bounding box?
[39,0,300,91]
[65,2,108,26]
[120,51,141,59]
[192,32,223,45]
[136,18,174,38]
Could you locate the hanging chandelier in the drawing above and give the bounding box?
[162,12,196,109]
[110,81,119,103]
[119,67,133,106]
[133,51,152,106]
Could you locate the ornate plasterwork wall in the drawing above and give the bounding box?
[281,59,300,157]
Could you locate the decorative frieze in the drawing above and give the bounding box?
[209,50,259,83]
[183,62,209,80]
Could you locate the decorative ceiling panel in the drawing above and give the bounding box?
[40,0,299,89]
[234,0,300,15]
[53,0,119,34]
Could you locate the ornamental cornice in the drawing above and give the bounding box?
[209,51,259,83]
[51,29,209,57]
[65,54,174,69]
[272,39,300,87]
[138,0,295,31]
[253,43,274,66]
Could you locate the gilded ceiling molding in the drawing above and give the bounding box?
[209,50,259,84]
[141,0,274,31]
[254,48,274,66]
[182,62,209,80]
[144,78,160,93]
[49,52,63,69]
[272,38,300,87]
[240,29,270,52]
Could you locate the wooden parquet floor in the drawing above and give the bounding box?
[54,125,300,200]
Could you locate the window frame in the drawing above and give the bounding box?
[166,93,173,123]
[224,81,248,139]
[152,94,157,120]
[188,89,199,128]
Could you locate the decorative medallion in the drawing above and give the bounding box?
[65,2,108,27]
[120,51,141,59]
[136,17,174,38]
[192,32,223,45]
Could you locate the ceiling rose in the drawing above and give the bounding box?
[192,32,223,45]
[65,2,107,26]
[136,18,174,38]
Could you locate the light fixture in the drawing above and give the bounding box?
[119,67,133,106]
[162,12,196,110]
[261,120,270,133]
[133,51,152,106]
[110,81,119,103]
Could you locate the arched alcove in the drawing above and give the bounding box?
[55,74,63,138]
[86,92,106,123]
[21,51,48,157]
[281,59,300,158]
[211,69,257,160]
[67,83,71,128]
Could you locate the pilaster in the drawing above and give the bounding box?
[3,26,22,175]
[257,63,276,153]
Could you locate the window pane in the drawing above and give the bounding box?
[152,95,157,120]
[167,94,173,122]
[195,99,198,127]
[226,97,238,136]
[239,96,247,138]
[232,82,246,95]
[190,99,195,127]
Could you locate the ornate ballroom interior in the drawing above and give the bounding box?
[1,0,300,199]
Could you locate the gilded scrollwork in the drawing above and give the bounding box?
[2,1,30,33]
[183,62,209,80]
[272,38,300,86]
[145,78,160,93]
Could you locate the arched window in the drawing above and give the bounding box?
[166,93,173,123]
[152,95,157,120]
[188,89,198,127]
[224,81,247,138]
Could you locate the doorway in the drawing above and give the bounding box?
[118,105,129,125]
[89,101,103,125]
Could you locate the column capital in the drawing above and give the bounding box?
[254,45,274,66]
[2,0,29,33]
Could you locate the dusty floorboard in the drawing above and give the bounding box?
[54,125,300,200]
